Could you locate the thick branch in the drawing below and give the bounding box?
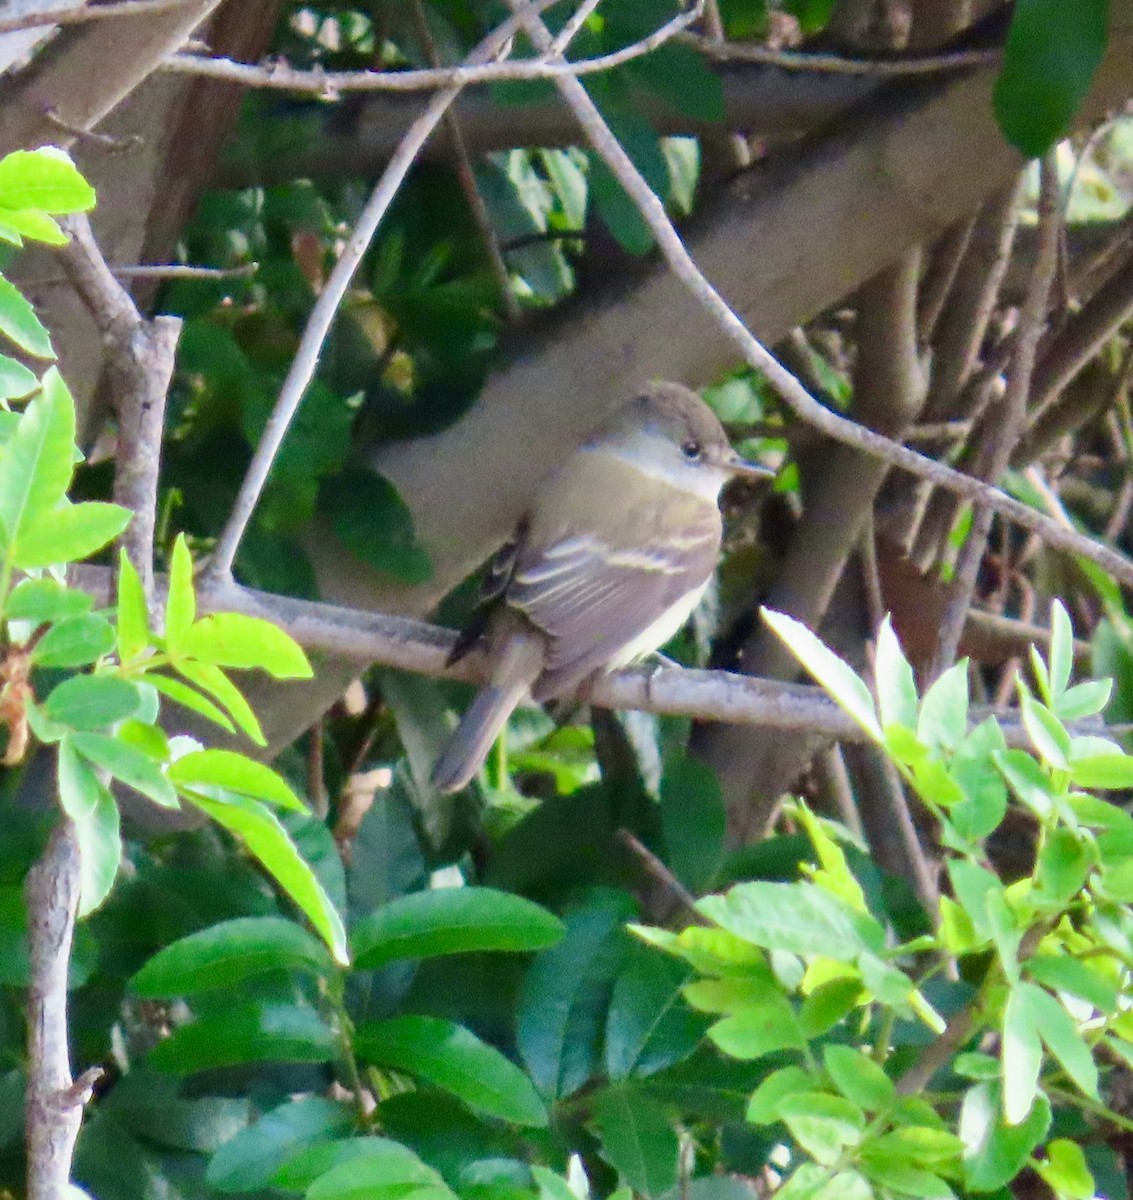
[0,0,224,158]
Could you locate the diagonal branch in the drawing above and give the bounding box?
[205,0,616,584]
[501,0,1133,593]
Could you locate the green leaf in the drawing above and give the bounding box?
[132,916,332,998]
[1021,981,1099,1100]
[745,1065,814,1125]
[707,995,806,1060]
[661,754,725,893]
[0,274,53,358]
[176,660,264,743]
[591,1087,678,1198]
[304,1143,449,1200]
[823,1044,894,1113]
[605,943,704,1080]
[858,1158,955,1200]
[1001,984,1042,1124]
[183,790,348,964]
[961,1082,1050,1192]
[71,730,178,809]
[351,886,563,970]
[874,615,918,731]
[116,551,150,662]
[995,749,1056,819]
[30,613,114,668]
[1035,1139,1095,1200]
[697,880,881,960]
[321,468,432,584]
[763,609,881,740]
[43,675,141,730]
[799,978,862,1037]
[1055,677,1111,721]
[950,718,1008,842]
[994,0,1108,157]
[168,749,306,813]
[15,501,131,569]
[57,738,121,915]
[146,672,236,736]
[0,148,96,213]
[1018,689,1071,770]
[0,353,37,400]
[517,892,633,1100]
[0,207,65,246]
[1026,954,1117,1013]
[7,577,91,623]
[179,613,312,678]
[355,1015,547,1127]
[0,367,72,546]
[206,1096,352,1194]
[1034,828,1091,907]
[627,42,724,123]
[1069,752,1133,789]
[917,662,969,752]
[1048,600,1074,699]
[149,1002,334,1073]
[776,1093,865,1167]
[164,533,195,649]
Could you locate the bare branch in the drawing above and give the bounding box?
[25,820,94,1200]
[928,152,1062,681]
[0,0,198,36]
[68,565,1100,749]
[160,4,706,95]
[500,0,1133,592]
[680,30,1000,73]
[206,0,565,582]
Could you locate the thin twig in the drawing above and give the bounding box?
[503,2,1133,591]
[551,0,603,57]
[57,214,181,604]
[25,821,95,1200]
[0,0,198,36]
[67,564,1110,748]
[928,153,1062,682]
[22,262,258,288]
[678,30,1000,73]
[616,829,705,922]
[160,4,706,94]
[204,0,565,583]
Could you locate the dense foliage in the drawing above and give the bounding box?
[3,4,1133,1200]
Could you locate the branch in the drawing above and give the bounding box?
[67,565,1102,749]
[0,0,225,159]
[679,30,1000,73]
[928,151,1061,680]
[204,0,577,583]
[57,213,180,602]
[501,1,1133,593]
[25,820,99,1200]
[0,0,199,36]
[160,4,706,95]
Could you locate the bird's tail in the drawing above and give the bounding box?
[431,625,543,793]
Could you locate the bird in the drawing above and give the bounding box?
[430,381,774,793]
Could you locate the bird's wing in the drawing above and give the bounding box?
[508,511,721,700]
[446,519,528,666]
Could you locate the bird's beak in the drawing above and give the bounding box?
[723,449,776,480]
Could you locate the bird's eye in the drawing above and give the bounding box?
[681,439,702,461]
